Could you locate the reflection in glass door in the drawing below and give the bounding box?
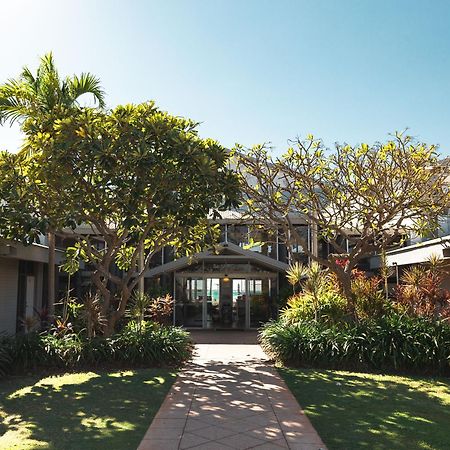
[233,279,247,328]
[205,278,248,329]
[206,278,220,328]
[248,278,273,327]
[174,277,204,327]
[174,274,277,329]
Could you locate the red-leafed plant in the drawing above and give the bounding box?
[395,257,450,321]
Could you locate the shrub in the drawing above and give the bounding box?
[351,269,388,320]
[395,263,450,320]
[284,262,347,323]
[260,314,450,375]
[281,290,347,325]
[0,324,191,377]
[110,323,191,365]
[127,292,174,329]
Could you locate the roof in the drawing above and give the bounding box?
[144,241,288,277]
[369,235,450,268]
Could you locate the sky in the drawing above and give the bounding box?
[1,0,450,155]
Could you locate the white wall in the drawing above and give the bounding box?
[0,257,18,335]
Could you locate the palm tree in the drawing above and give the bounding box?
[0,52,105,317]
[0,52,105,128]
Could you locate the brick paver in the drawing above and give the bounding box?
[138,338,327,450]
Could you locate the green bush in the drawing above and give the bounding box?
[281,290,347,325]
[0,324,192,377]
[260,314,450,375]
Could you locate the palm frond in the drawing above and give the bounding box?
[69,73,106,108]
[38,52,58,79]
[0,52,105,126]
[286,261,308,287]
[20,66,36,87]
[0,78,34,124]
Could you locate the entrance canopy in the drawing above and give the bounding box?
[144,242,288,330]
[144,241,289,278]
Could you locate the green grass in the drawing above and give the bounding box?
[280,368,450,450]
[0,369,177,450]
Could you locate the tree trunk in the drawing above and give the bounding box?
[335,269,358,320]
[138,246,145,294]
[104,313,118,337]
[91,268,113,335]
[47,231,56,318]
[102,286,133,336]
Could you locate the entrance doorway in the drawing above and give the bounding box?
[174,274,276,329]
[205,278,247,329]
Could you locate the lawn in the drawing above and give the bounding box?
[0,369,177,450]
[280,368,450,450]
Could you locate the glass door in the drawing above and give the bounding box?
[206,278,220,328]
[174,276,204,327]
[248,278,274,328]
[233,279,247,328]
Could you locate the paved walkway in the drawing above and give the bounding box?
[138,340,327,450]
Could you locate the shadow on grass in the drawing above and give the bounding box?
[0,369,177,450]
[280,367,450,450]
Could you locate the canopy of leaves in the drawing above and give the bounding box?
[0,101,240,274]
[235,133,450,272]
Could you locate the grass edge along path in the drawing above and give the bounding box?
[0,368,177,450]
[279,367,450,450]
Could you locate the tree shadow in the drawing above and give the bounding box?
[0,368,177,450]
[279,367,450,450]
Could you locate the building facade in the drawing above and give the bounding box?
[143,217,317,329]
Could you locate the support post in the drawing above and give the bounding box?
[47,231,56,317]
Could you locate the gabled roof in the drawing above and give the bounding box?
[144,241,288,277]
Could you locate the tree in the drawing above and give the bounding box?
[0,102,239,334]
[234,133,450,310]
[0,52,105,315]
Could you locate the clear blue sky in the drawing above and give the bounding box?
[1,0,450,154]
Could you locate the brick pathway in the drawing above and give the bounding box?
[138,341,327,450]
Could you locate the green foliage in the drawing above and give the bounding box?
[0,326,191,377]
[0,52,105,128]
[0,341,12,377]
[0,100,240,333]
[80,293,107,337]
[127,292,153,329]
[236,133,450,302]
[282,262,347,323]
[260,314,450,375]
[127,293,174,330]
[286,261,308,289]
[281,290,347,325]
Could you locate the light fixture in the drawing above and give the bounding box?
[223,274,230,282]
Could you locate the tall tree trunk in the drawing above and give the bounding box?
[138,246,145,294]
[47,230,56,317]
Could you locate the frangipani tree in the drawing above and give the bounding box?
[0,102,239,334]
[235,133,449,309]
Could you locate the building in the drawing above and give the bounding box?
[143,213,320,329]
[0,239,64,334]
[369,213,450,289]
